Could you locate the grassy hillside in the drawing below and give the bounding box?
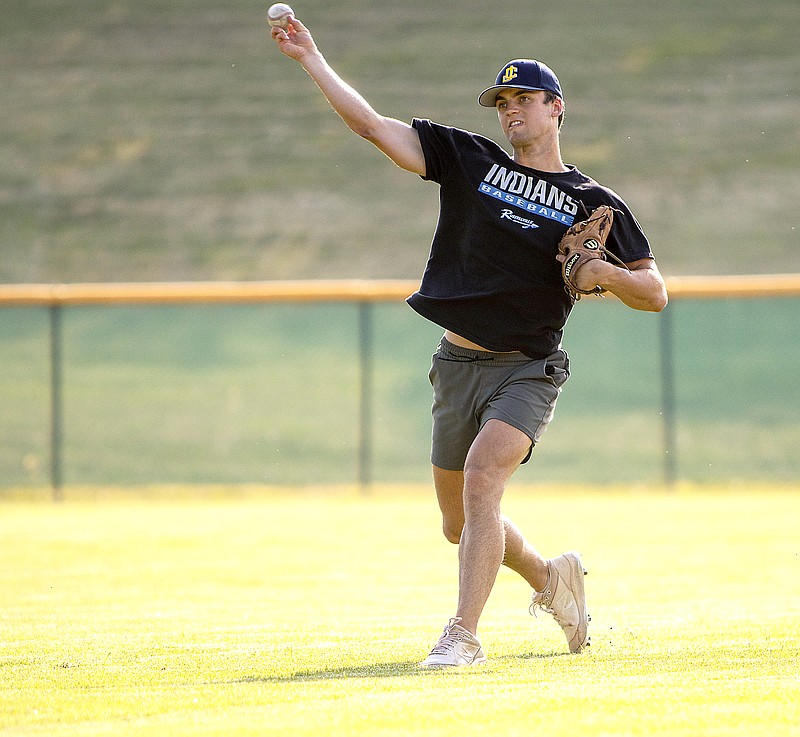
[2,0,799,283]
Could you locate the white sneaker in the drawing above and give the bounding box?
[530,551,590,653]
[419,617,487,668]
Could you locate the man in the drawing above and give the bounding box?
[271,15,668,667]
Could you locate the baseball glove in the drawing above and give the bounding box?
[557,204,629,301]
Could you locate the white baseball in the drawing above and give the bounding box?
[267,3,294,29]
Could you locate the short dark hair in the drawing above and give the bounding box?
[543,91,564,129]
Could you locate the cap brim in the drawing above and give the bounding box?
[477,84,550,107]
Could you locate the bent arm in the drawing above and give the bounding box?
[271,17,425,176]
[579,257,668,312]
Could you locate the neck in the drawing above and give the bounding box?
[512,139,567,173]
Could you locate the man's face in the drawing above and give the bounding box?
[495,89,562,145]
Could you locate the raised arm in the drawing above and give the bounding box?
[271,16,426,176]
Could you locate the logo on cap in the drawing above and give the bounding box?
[501,65,519,84]
[478,59,563,108]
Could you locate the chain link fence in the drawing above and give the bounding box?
[1,280,798,494]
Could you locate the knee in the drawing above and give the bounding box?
[442,519,463,545]
[463,463,496,492]
[462,463,506,518]
[462,463,499,505]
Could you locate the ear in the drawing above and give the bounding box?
[552,97,564,118]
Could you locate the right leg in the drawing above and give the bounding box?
[433,465,549,592]
[434,464,589,653]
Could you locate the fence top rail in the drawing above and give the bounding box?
[664,273,800,298]
[1,274,799,305]
[0,280,419,305]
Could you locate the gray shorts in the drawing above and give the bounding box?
[428,337,570,471]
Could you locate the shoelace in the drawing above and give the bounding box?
[529,588,554,619]
[530,564,556,617]
[531,584,576,632]
[428,617,469,655]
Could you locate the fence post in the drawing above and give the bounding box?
[49,303,64,501]
[358,301,373,492]
[659,304,677,488]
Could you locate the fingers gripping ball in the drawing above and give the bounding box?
[267,3,294,29]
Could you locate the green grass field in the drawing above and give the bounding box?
[2,486,798,736]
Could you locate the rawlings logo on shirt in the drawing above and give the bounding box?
[500,210,540,229]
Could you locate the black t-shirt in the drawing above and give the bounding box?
[406,118,653,358]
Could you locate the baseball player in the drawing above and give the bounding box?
[271,15,667,667]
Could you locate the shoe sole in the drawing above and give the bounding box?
[418,652,488,668]
[562,551,590,653]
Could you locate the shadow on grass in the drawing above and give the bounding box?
[234,650,569,683]
[236,661,419,682]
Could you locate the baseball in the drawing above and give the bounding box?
[267,3,294,29]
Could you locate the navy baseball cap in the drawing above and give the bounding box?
[478,59,563,107]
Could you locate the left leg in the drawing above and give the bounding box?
[502,515,549,592]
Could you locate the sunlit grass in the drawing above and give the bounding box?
[1,485,797,735]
